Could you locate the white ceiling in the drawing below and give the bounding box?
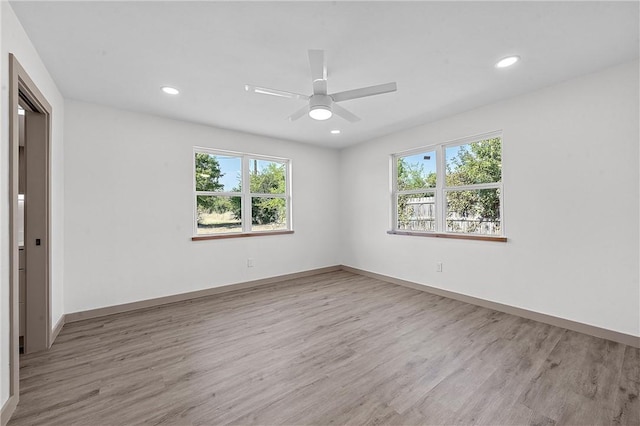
[9,1,639,149]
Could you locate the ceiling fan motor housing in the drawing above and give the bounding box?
[310,94,332,111]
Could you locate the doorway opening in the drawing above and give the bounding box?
[8,54,53,411]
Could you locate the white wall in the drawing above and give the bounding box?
[63,62,639,337]
[0,5,636,419]
[340,60,640,337]
[0,2,65,409]
[63,100,340,313]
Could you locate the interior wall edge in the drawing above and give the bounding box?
[342,265,640,348]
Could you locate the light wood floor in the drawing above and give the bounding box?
[9,270,639,425]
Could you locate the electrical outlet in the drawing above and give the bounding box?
[247,258,254,268]
[436,262,443,272]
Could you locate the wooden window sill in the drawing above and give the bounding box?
[387,230,507,242]
[192,230,294,241]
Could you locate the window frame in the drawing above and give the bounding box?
[193,147,292,239]
[390,131,505,241]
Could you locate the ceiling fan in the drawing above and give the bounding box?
[245,50,397,122]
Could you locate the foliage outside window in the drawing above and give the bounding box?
[392,132,503,237]
[194,148,290,236]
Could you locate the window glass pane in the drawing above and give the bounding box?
[397,151,436,190]
[249,159,286,194]
[251,197,287,231]
[446,189,501,235]
[195,153,241,192]
[445,137,501,186]
[196,195,241,234]
[397,193,435,232]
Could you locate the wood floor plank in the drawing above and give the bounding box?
[612,346,640,425]
[8,270,635,426]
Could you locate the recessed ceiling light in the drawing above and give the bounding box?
[495,56,520,68]
[331,130,341,134]
[161,86,180,95]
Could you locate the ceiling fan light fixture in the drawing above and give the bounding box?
[309,94,332,120]
[309,106,332,120]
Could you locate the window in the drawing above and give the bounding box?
[194,148,291,237]
[392,132,503,239]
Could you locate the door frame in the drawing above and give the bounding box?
[7,53,52,409]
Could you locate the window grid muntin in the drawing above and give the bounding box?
[193,147,291,236]
[392,131,503,236]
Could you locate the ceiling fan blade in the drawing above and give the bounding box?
[245,85,309,100]
[330,82,397,103]
[308,50,327,95]
[287,105,309,121]
[332,103,360,123]
[313,79,328,96]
